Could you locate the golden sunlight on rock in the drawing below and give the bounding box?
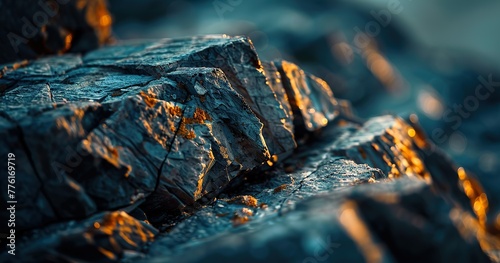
[458,167,490,227]
[339,202,383,263]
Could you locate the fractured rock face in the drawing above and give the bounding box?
[142,68,271,223]
[274,60,340,134]
[0,35,351,230]
[83,36,297,157]
[2,35,497,262]
[329,115,431,179]
[144,117,494,263]
[157,179,491,263]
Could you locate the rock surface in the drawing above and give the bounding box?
[2,211,157,262]
[0,35,349,231]
[142,116,497,263]
[0,35,499,262]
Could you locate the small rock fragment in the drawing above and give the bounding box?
[1,211,157,262]
[274,60,340,134]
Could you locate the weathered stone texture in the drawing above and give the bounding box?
[0,36,352,230]
[1,35,497,262]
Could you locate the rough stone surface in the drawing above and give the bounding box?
[0,0,112,64]
[150,179,490,263]
[0,36,349,231]
[81,36,297,158]
[0,35,498,262]
[0,211,157,262]
[329,115,430,179]
[141,117,495,263]
[274,60,339,134]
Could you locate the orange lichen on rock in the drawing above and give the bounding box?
[103,145,121,168]
[232,213,250,226]
[1,60,29,78]
[94,211,155,240]
[273,184,288,193]
[195,107,212,122]
[88,212,156,259]
[228,195,259,208]
[232,208,254,226]
[139,91,157,108]
[177,123,196,140]
[241,207,254,216]
[185,108,212,124]
[175,107,212,140]
[168,105,183,117]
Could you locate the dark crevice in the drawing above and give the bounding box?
[154,103,187,192]
[139,103,188,227]
[0,79,20,96]
[116,77,157,92]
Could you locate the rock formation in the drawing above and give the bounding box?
[0,35,498,262]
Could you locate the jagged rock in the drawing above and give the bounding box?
[274,60,340,134]
[0,35,352,230]
[143,117,493,262]
[142,68,270,224]
[0,67,269,230]
[0,98,168,232]
[83,36,297,158]
[261,61,294,148]
[0,211,157,262]
[1,35,498,262]
[153,179,490,263]
[0,0,112,64]
[329,115,430,179]
[145,121,384,258]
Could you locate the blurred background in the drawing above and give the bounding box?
[108,0,500,189]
